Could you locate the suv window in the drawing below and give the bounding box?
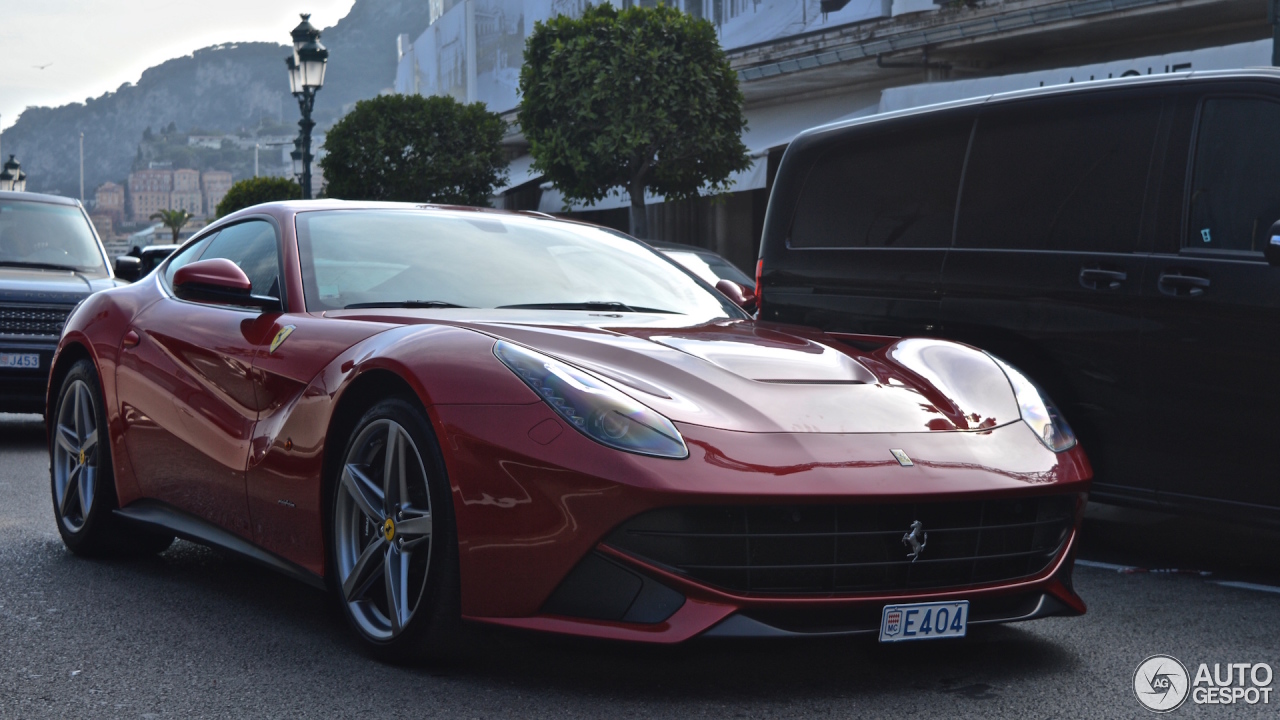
[788,118,971,249]
[957,98,1161,253]
[197,220,281,299]
[1186,97,1280,253]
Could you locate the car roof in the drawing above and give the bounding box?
[0,190,82,207]
[794,67,1280,145]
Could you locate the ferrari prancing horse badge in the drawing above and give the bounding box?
[269,325,296,354]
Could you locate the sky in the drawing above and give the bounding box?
[0,0,357,133]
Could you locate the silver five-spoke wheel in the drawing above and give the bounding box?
[335,418,434,641]
[52,378,99,533]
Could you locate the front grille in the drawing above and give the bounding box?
[0,305,72,337]
[605,495,1077,596]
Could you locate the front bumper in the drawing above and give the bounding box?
[433,402,1091,642]
[0,338,58,414]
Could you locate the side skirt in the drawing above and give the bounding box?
[114,500,326,591]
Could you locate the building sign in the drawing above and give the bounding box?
[879,39,1273,114]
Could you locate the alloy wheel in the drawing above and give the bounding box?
[334,419,434,641]
[52,379,99,534]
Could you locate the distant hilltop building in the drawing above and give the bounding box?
[126,168,233,222]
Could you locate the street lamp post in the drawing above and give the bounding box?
[0,155,26,192]
[285,14,328,199]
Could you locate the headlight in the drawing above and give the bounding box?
[494,341,689,459]
[987,355,1076,453]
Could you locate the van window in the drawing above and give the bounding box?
[1186,97,1280,253]
[788,118,971,249]
[957,98,1160,253]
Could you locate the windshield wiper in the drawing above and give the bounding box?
[496,301,679,314]
[343,300,469,309]
[0,260,83,272]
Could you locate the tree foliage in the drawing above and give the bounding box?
[149,209,192,242]
[320,94,508,206]
[519,4,749,238]
[215,176,301,218]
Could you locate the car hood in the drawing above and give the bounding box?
[328,309,1022,434]
[0,267,116,305]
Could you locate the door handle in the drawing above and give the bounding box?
[1078,267,1127,290]
[1158,272,1210,297]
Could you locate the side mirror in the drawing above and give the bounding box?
[1267,221,1280,266]
[716,278,757,313]
[114,255,142,282]
[172,258,279,310]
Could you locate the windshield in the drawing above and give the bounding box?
[0,199,106,275]
[295,210,739,318]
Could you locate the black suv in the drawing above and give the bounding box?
[758,70,1280,525]
[0,191,117,413]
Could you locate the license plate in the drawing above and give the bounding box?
[0,353,39,370]
[879,600,968,642]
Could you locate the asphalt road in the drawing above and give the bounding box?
[1,412,1277,719]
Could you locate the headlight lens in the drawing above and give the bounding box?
[988,355,1076,453]
[494,341,689,459]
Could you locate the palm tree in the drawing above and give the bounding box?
[149,209,193,243]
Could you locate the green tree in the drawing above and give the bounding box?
[320,94,508,205]
[519,4,749,239]
[149,209,192,242]
[215,176,302,218]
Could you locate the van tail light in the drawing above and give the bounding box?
[754,258,764,315]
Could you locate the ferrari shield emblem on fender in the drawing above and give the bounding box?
[269,325,296,354]
[890,448,913,466]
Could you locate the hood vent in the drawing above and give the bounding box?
[651,335,875,384]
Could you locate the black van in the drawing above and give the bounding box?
[758,70,1280,525]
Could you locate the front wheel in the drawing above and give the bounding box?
[51,359,173,556]
[330,397,460,663]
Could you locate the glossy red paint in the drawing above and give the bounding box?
[48,201,1092,645]
[172,258,252,293]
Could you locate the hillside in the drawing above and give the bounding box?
[3,0,434,196]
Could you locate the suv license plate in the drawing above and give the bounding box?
[0,353,39,370]
[879,600,968,642]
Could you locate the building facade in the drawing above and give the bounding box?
[93,181,125,227]
[127,168,234,221]
[127,169,174,223]
[201,171,234,217]
[171,168,203,216]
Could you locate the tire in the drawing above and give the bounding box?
[328,396,461,664]
[50,359,174,557]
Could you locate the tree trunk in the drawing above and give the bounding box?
[628,181,648,239]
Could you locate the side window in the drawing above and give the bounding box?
[197,220,282,299]
[1187,97,1280,253]
[162,233,216,287]
[957,98,1161,253]
[788,118,971,249]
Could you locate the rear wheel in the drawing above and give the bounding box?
[51,359,173,557]
[330,397,460,663]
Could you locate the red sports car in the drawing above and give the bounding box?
[47,201,1090,662]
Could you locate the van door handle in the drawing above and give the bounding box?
[1158,272,1210,297]
[1078,268,1127,290]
